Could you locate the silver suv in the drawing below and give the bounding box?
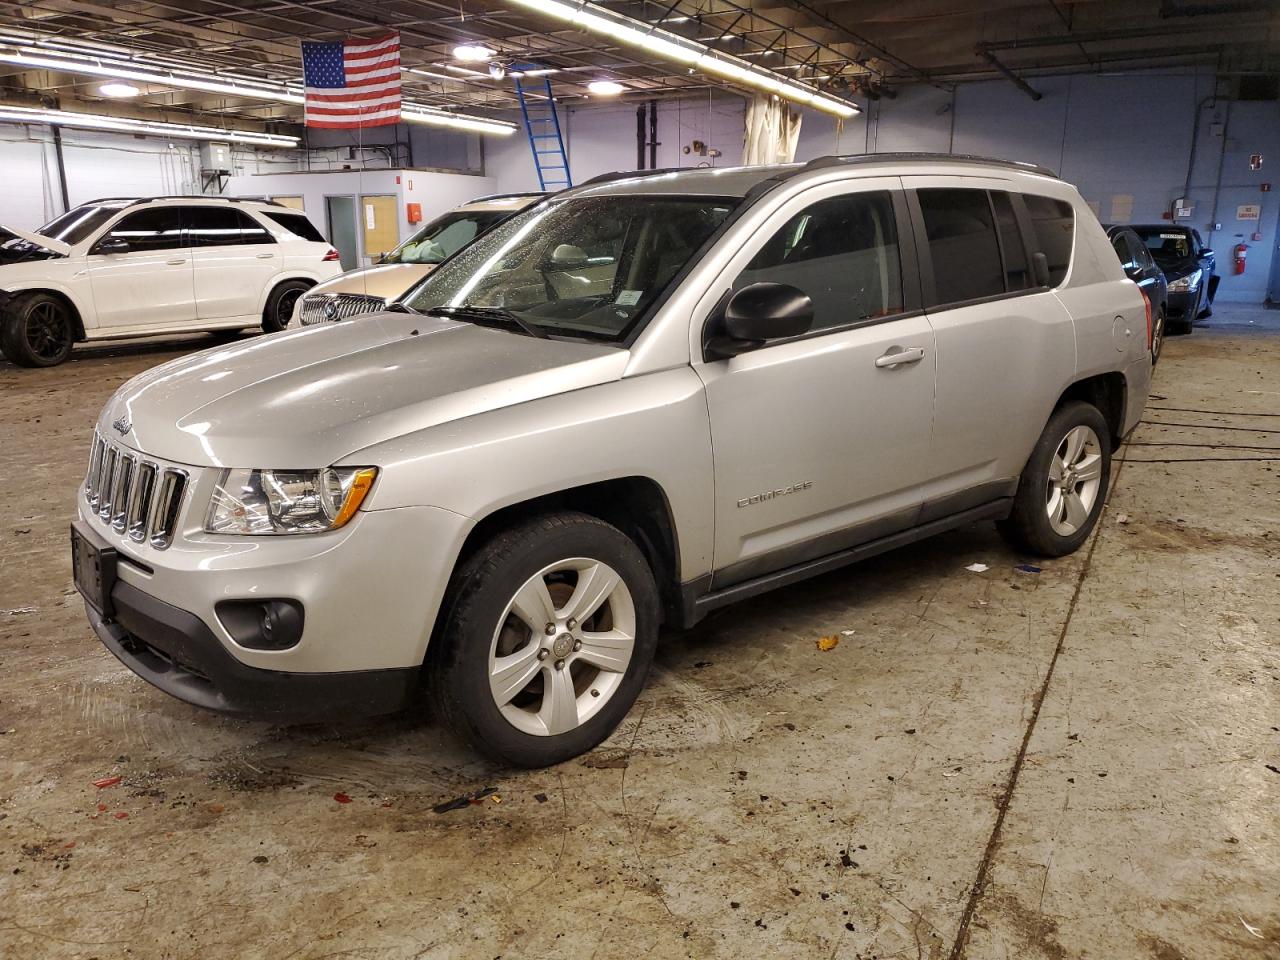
[72,155,1151,767]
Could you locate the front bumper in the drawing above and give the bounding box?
[88,581,419,721]
[1166,288,1200,322]
[75,479,474,717]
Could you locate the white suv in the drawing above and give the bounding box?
[73,155,1152,767]
[0,197,341,367]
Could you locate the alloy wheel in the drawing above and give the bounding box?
[25,301,71,362]
[1045,424,1103,536]
[488,557,636,737]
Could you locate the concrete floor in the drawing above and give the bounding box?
[1,310,1277,960]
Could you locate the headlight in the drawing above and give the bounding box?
[1168,269,1202,293]
[205,467,377,535]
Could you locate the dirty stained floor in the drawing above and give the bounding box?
[1,312,1277,960]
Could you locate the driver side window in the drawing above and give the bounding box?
[734,191,903,333]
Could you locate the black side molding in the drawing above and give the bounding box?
[678,499,1012,628]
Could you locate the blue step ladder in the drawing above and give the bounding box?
[515,76,572,191]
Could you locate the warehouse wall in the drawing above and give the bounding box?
[0,125,302,230]
[490,66,1277,304]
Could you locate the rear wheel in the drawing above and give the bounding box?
[262,280,311,333]
[1151,308,1166,365]
[431,512,660,767]
[998,401,1111,557]
[1,292,75,367]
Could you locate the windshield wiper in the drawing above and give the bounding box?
[425,305,548,339]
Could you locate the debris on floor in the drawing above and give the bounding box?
[1014,563,1043,574]
[965,563,989,573]
[581,754,628,770]
[432,786,499,813]
[840,629,856,636]
[332,792,352,804]
[816,635,840,651]
[93,775,122,789]
[1116,513,1131,524]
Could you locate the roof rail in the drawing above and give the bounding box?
[800,152,1060,179]
[467,191,549,202]
[575,167,684,189]
[82,195,285,207]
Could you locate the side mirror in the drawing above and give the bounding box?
[1123,263,1143,282]
[706,282,813,359]
[547,243,589,269]
[1032,251,1051,287]
[94,237,131,256]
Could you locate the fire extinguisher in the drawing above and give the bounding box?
[1234,243,1248,275]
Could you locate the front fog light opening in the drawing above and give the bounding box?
[205,466,377,535]
[216,599,305,651]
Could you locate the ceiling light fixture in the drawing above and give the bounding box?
[0,43,517,136]
[587,79,625,95]
[97,80,140,98]
[452,44,496,62]
[0,103,299,147]
[502,0,857,117]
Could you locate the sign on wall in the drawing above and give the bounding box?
[1237,204,1261,221]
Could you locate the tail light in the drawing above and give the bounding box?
[1139,287,1153,353]
[322,247,340,262]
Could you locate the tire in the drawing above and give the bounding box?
[0,292,75,367]
[1151,308,1166,365]
[997,401,1112,558]
[430,511,660,767]
[261,280,311,333]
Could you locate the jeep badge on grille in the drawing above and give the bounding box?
[111,416,131,436]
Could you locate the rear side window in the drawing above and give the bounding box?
[185,207,276,247]
[736,190,903,332]
[918,188,1004,305]
[1023,195,1074,287]
[264,211,325,243]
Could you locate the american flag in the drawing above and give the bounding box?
[301,34,402,129]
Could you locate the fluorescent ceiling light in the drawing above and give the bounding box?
[587,79,625,95]
[453,44,496,62]
[0,103,299,146]
[0,42,517,136]
[503,0,857,117]
[97,81,140,98]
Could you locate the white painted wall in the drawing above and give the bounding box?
[0,123,304,230]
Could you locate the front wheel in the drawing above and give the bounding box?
[998,402,1112,557]
[431,512,660,767]
[1,292,75,367]
[262,280,311,333]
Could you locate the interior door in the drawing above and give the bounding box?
[326,195,358,270]
[187,207,279,321]
[692,178,937,587]
[360,194,399,264]
[86,206,195,329]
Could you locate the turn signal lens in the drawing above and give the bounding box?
[322,247,340,262]
[331,468,377,529]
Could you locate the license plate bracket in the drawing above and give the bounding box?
[71,521,117,618]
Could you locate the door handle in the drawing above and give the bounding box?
[256,252,275,259]
[166,258,187,266]
[875,346,926,368]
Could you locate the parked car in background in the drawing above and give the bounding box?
[0,197,340,367]
[73,155,1151,767]
[1106,225,1169,363]
[292,192,545,326]
[1130,224,1217,334]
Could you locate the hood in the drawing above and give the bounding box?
[310,262,435,301]
[0,224,70,256]
[1159,258,1201,280]
[101,312,628,468]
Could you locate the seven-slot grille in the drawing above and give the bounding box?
[84,432,188,550]
[299,292,386,325]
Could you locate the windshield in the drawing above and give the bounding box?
[1133,227,1192,267]
[382,209,512,265]
[403,195,738,342]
